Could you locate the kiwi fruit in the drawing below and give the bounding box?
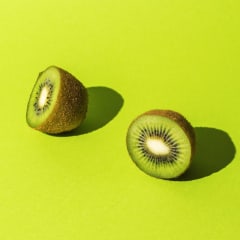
[126,110,195,179]
[26,66,88,134]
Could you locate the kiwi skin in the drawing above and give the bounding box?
[127,110,196,179]
[27,66,88,134]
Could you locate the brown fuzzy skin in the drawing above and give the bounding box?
[35,66,88,134]
[138,109,196,165]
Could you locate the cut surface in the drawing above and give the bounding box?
[126,110,195,179]
[27,67,61,128]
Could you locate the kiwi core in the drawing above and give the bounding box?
[146,137,170,156]
[38,86,49,108]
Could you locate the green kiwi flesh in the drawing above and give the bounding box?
[26,66,88,134]
[126,110,195,179]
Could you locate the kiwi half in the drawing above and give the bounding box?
[126,110,195,179]
[26,66,88,134]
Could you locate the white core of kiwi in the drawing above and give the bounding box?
[38,86,49,108]
[146,137,170,156]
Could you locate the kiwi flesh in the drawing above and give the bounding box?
[126,110,195,179]
[26,66,88,134]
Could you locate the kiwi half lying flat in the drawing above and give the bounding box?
[126,110,195,179]
[26,66,88,134]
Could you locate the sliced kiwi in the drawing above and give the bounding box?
[126,110,195,179]
[26,66,88,134]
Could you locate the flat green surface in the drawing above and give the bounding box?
[0,0,239,239]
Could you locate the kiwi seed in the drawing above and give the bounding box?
[126,110,195,179]
[26,66,88,134]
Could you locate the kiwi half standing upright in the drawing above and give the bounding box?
[26,66,88,134]
[126,110,195,179]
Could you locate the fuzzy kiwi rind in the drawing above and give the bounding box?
[26,66,88,134]
[126,109,195,179]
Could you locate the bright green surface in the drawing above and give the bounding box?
[0,0,239,239]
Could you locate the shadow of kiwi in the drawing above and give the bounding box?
[56,86,124,136]
[176,127,236,181]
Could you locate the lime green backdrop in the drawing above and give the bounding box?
[0,0,239,239]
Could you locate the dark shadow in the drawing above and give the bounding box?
[58,86,124,136]
[177,127,236,181]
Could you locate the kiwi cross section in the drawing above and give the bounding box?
[126,110,195,179]
[29,72,60,126]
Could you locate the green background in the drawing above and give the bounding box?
[0,0,239,239]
